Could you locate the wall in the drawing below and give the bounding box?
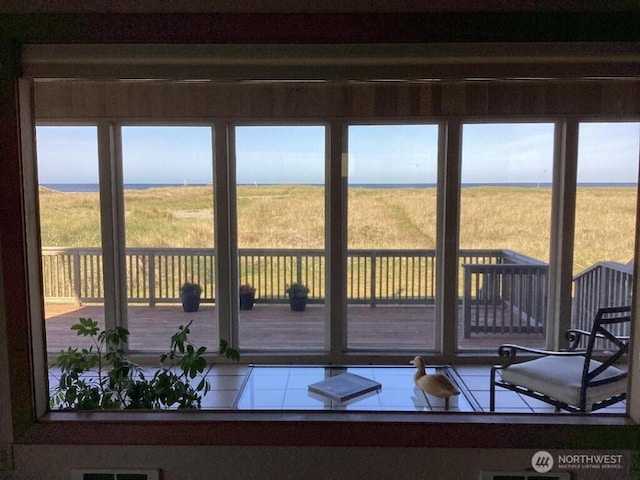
[6,445,589,480]
[0,243,13,477]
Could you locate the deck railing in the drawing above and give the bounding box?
[462,251,548,337]
[42,247,539,302]
[40,248,633,341]
[41,247,551,335]
[572,261,633,341]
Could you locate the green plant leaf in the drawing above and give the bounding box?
[219,339,241,362]
[51,317,215,411]
[71,317,100,337]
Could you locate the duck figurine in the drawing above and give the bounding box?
[410,356,460,410]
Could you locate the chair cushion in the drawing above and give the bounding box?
[500,355,627,412]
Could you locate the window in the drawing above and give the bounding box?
[458,123,554,351]
[22,76,637,421]
[572,122,639,332]
[35,119,637,365]
[121,126,216,351]
[36,125,103,355]
[347,124,439,350]
[235,125,326,351]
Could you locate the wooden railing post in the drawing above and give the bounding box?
[370,252,377,307]
[296,251,303,288]
[73,250,81,306]
[463,266,472,338]
[148,252,156,307]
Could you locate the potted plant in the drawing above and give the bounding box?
[50,317,240,410]
[239,284,256,310]
[180,282,202,312]
[286,282,310,312]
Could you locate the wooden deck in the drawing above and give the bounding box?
[44,303,546,355]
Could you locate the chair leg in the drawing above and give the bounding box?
[489,370,496,412]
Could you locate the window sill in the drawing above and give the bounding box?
[23,410,638,449]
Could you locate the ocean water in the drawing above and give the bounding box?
[40,182,636,193]
[41,183,206,192]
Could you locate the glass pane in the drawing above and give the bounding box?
[572,123,638,333]
[459,123,554,350]
[36,126,104,354]
[235,126,326,350]
[121,126,215,351]
[347,125,438,350]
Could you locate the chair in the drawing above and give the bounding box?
[490,305,631,413]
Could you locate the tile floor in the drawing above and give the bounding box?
[235,365,478,411]
[200,364,627,414]
[48,364,627,414]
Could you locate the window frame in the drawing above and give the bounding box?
[2,40,639,452]
[31,113,637,404]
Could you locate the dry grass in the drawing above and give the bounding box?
[39,184,637,274]
[460,187,553,261]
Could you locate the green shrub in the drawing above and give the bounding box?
[50,317,239,410]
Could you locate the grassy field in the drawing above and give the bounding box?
[38,184,637,275]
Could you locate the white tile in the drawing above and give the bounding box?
[373,373,415,389]
[210,364,250,376]
[284,388,330,409]
[207,375,246,390]
[252,367,291,376]
[343,392,382,410]
[246,373,289,390]
[200,390,238,409]
[459,374,492,391]
[410,390,430,408]
[453,365,492,376]
[376,388,418,407]
[473,390,531,411]
[345,367,376,377]
[424,392,461,410]
[287,373,327,389]
[289,367,329,376]
[236,388,285,409]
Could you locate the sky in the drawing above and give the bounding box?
[35,122,640,186]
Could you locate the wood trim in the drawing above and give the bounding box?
[216,123,236,346]
[3,12,640,44]
[22,412,639,449]
[326,121,347,356]
[33,80,640,120]
[437,120,462,356]
[17,79,49,419]
[0,42,37,440]
[546,119,575,351]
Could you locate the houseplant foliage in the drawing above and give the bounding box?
[286,282,309,312]
[239,283,256,310]
[180,282,202,312]
[50,317,239,410]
